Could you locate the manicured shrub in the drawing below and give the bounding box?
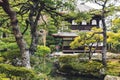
[70,61,103,76]
[35,45,51,57]
[58,55,103,77]
[1,50,20,61]
[0,57,5,63]
[106,60,120,76]
[0,64,35,79]
[59,55,79,63]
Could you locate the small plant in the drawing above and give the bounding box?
[49,45,55,52]
[34,45,51,79]
[35,45,51,57]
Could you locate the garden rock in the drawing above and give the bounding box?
[104,75,120,80]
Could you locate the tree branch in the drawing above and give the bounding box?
[34,9,41,26]
[104,0,108,7]
[12,2,26,7]
[94,0,103,6]
[86,32,103,40]
[41,13,47,26]
[22,19,29,35]
[44,7,63,17]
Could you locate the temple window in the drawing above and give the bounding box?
[92,20,97,25]
[72,20,77,25]
[99,20,103,28]
[82,20,87,25]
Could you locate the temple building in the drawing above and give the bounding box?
[52,3,103,53]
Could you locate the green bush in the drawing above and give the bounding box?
[49,45,55,52]
[0,57,5,63]
[1,50,20,61]
[70,61,103,73]
[0,64,35,79]
[59,64,74,73]
[59,55,79,63]
[106,61,120,76]
[30,55,40,67]
[58,55,103,77]
[34,46,53,78]
[35,45,51,57]
[0,74,10,80]
[1,50,21,65]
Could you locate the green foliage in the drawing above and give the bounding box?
[49,45,56,52]
[46,21,57,46]
[111,18,120,33]
[0,57,5,63]
[70,27,103,49]
[59,55,120,77]
[35,45,51,57]
[58,55,103,77]
[106,60,120,76]
[59,55,79,63]
[75,12,92,24]
[34,61,52,75]
[0,64,35,79]
[64,11,92,24]
[30,56,39,67]
[1,50,20,61]
[0,73,9,80]
[108,18,120,52]
[31,55,54,80]
[64,11,78,20]
[0,39,18,51]
[70,61,103,73]
[0,28,11,34]
[107,32,120,52]
[34,45,52,78]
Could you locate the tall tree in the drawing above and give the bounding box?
[70,27,103,60]
[98,0,108,66]
[0,0,31,68]
[19,0,76,54]
[0,0,76,68]
[85,0,118,66]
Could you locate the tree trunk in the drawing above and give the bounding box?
[88,46,92,60]
[102,18,107,66]
[29,29,39,55]
[101,1,107,66]
[29,16,40,55]
[29,9,41,55]
[93,0,108,67]
[0,0,31,68]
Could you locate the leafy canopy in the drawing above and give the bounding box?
[70,27,103,49]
